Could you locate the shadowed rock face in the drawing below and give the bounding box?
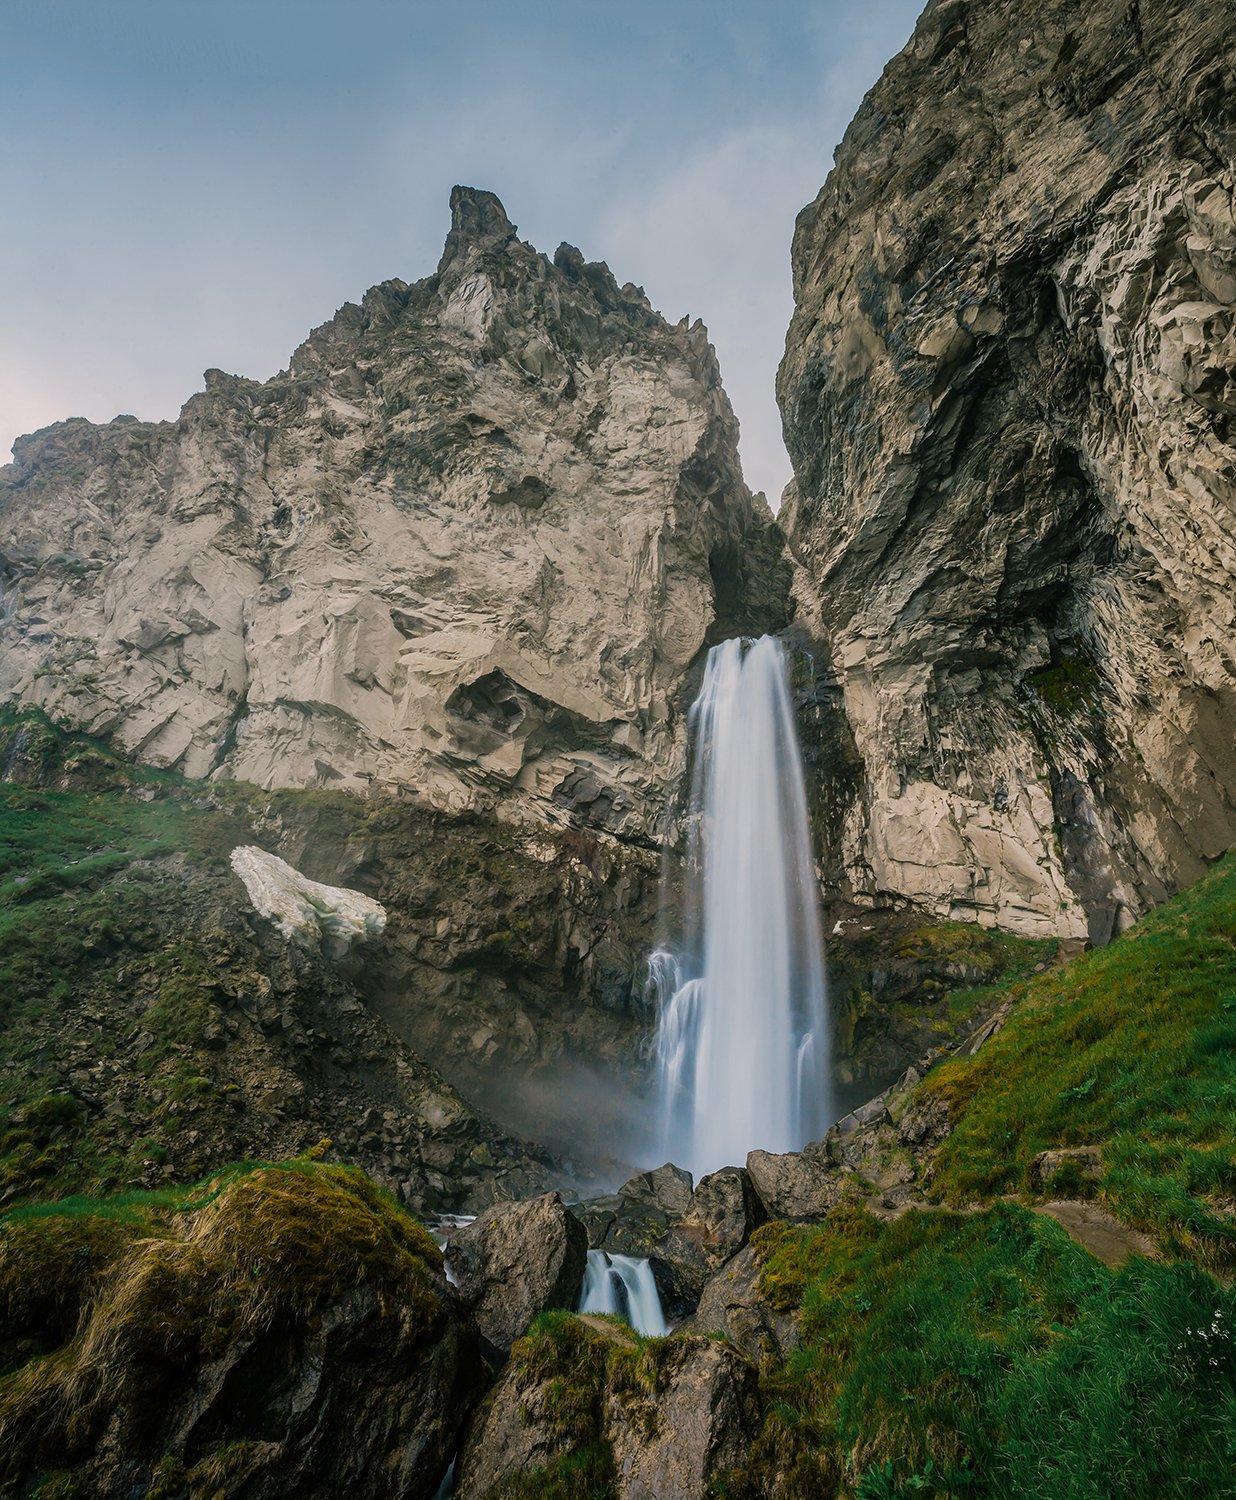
[0,186,788,842]
[780,0,1236,939]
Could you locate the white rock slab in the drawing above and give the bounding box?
[229,845,386,959]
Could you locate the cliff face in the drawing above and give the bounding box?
[0,187,787,842]
[779,0,1236,940]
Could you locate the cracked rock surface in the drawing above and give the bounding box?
[0,187,787,842]
[780,0,1236,938]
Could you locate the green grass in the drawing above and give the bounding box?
[716,1203,1236,1500]
[921,850,1236,1267]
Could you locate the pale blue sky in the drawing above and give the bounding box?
[1,0,922,502]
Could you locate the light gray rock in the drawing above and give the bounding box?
[779,0,1236,940]
[0,187,788,842]
[445,1191,587,1361]
[229,844,386,958]
[745,1143,844,1222]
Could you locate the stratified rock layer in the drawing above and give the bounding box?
[780,0,1236,938]
[0,188,787,841]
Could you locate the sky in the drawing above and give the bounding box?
[0,0,923,505]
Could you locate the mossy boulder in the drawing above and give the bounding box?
[0,1161,482,1499]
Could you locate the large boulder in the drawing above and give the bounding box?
[0,1163,481,1500]
[456,1315,760,1499]
[745,1143,845,1222]
[653,1166,766,1314]
[445,1191,588,1361]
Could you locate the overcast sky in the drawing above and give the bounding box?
[1,0,922,504]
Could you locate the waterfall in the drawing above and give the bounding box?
[652,634,829,1180]
[579,1250,669,1336]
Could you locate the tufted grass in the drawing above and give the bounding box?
[714,1202,1236,1500]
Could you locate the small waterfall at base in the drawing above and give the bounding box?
[579,1250,669,1336]
[652,634,830,1181]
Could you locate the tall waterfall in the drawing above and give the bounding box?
[652,635,829,1180]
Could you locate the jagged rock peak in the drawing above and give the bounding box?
[0,187,790,839]
[439,184,518,267]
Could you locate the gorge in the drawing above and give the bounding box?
[0,0,1234,1495]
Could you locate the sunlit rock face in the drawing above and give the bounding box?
[779,0,1236,940]
[0,187,788,840]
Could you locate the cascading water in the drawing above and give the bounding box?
[651,634,829,1180]
[579,1249,669,1336]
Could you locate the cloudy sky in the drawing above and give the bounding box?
[2,0,922,504]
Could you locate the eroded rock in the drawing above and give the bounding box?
[779,0,1236,939]
[688,1244,798,1363]
[445,1191,587,1361]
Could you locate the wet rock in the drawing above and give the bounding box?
[687,1244,798,1363]
[445,1192,588,1361]
[654,1167,766,1313]
[619,1161,695,1215]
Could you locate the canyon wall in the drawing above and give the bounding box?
[780,0,1236,940]
[0,187,787,844]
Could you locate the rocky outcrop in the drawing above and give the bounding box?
[445,1192,587,1361]
[780,0,1236,940]
[0,1164,481,1500]
[0,187,787,845]
[687,1244,798,1363]
[457,1316,760,1500]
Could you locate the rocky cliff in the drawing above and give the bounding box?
[0,187,787,843]
[780,0,1236,940]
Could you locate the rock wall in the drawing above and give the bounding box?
[780,0,1236,940]
[0,187,787,843]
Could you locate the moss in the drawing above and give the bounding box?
[0,1161,443,1486]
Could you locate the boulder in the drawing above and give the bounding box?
[745,1144,844,1222]
[653,1167,766,1314]
[456,1317,760,1499]
[687,1244,798,1363]
[619,1161,694,1215]
[445,1192,588,1361]
[1032,1145,1103,1189]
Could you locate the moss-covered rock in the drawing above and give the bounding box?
[0,1161,480,1499]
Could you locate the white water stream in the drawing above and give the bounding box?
[578,1249,669,1336]
[651,635,830,1180]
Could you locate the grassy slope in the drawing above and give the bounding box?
[723,852,1236,1499]
[923,849,1236,1268]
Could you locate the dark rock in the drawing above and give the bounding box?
[618,1161,694,1215]
[687,1244,798,1363]
[445,1192,588,1361]
[653,1167,766,1314]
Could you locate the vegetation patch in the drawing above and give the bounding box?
[0,1160,442,1487]
[716,1202,1235,1499]
[921,850,1236,1267]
